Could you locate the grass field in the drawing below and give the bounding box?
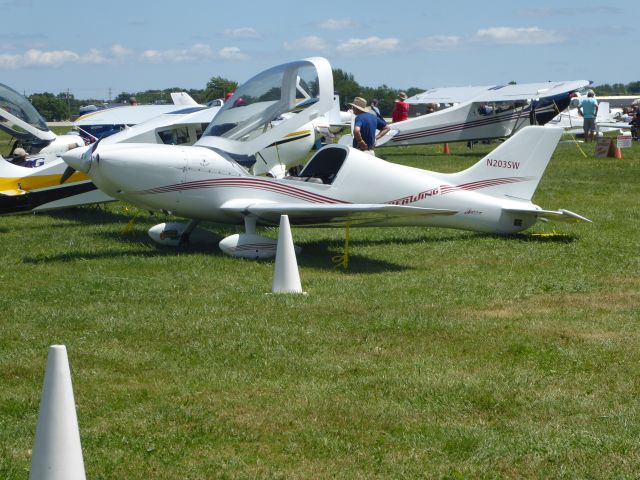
[1,136,639,478]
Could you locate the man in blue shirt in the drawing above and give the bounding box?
[349,97,390,156]
[578,90,599,142]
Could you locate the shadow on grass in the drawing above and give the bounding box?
[40,204,162,224]
[298,239,407,273]
[496,232,579,244]
[44,205,148,225]
[22,242,223,264]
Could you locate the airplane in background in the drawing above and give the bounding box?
[545,96,633,136]
[1,86,316,214]
[0,82,85,165]
[376,80,590,147]
[73,92,214,141]
[62,57,590,260]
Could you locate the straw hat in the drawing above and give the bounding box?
[348,97,368,112]
[398,92,407,101]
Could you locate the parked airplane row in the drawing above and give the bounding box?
[2,59,592,259]
[59,57,590,259]
[0,82,315,214]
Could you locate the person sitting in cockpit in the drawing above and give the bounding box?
[10,147,28,166]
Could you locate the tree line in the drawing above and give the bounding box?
[28,73,640,122]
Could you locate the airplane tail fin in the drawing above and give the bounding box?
[170,92,198,106]
[596,101,610,122]
[440,126,563,201]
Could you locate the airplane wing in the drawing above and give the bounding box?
[74,105,191,126]
[220,201,457,226]
[407,80,590,104]
[504,207,591,223]
[406,86,493,104]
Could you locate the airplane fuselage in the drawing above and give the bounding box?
[80,142,540,235]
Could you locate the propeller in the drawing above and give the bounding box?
[59,165,76,184]
[60,138,101,184]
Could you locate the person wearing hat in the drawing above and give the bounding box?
[349,97,390,156]
[11,147,28,166]
[391,92,410,123]
[577,90,598,142]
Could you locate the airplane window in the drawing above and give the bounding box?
[298,146,347,184]
[201,63,320,143]
[0,83,49,132]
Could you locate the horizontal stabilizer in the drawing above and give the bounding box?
[375,129,399,147]
[503,207,591,223]
[221,201,456,226]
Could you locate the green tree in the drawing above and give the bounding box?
[332,69,361,109]
[204,76,238,102]
[626,81,640,94]
[29,93,70,121]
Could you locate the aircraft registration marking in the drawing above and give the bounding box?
[486,159,520,169]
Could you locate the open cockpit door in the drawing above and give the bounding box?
[195,57,333,157]
[0,83,56,143]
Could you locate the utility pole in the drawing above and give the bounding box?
[108,87,112,103]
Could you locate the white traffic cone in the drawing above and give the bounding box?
[272,215,304,294]
[30,345,86,480]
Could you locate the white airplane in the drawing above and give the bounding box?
[545,96,632,135]
[0,82,85,163]
[62,57,591,259]
[377,80,590,147]
[1,89,315,214]
[73,92,214,141]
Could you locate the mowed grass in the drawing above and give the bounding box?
[1,137,639,479]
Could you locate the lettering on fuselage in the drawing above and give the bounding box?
[486,158,520,169]
[387,187,440,205]
[464,209,482,216]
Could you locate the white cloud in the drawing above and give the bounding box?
[473,27,564,45]
[0,48,80,68]
[0,53,23,69]
[335,36,399,56]
[0,42,248,69]
[80,48,109,65]
[218,47,248,60]
[419,35,462,50]
[319,18,357,30]
[110,44,134,59]
[284,36,329,52]
[224,27,260,39]
[139,43,247,63]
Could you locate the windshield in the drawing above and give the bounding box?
[0,83,49,136]
[201,63,320,142]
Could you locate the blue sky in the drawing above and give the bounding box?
[1,0,636,100]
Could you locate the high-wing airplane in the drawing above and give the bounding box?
[62,58,590,259]
[1,90,315,214]
[377,80,590,147]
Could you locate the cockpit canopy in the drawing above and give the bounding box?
[0,83,53,141]
[197,57,333,157]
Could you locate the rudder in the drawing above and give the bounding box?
[440,126,563,201]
